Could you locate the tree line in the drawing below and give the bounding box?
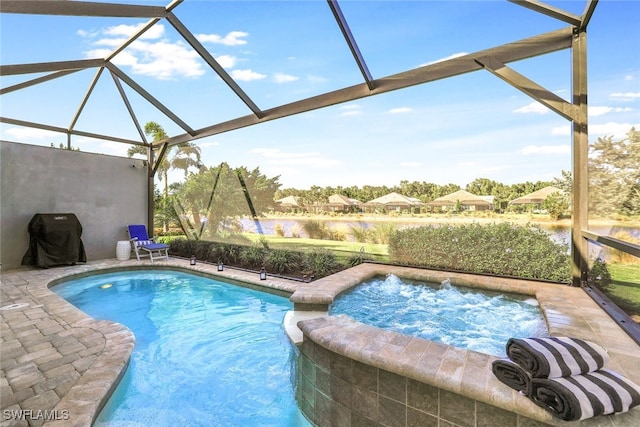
[275,178,558,213]
[131,124,639,232]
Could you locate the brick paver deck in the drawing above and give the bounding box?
[2,259,639,426]
[1,258,304,426]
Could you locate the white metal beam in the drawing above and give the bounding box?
[474,55,578,121]
[0,0,166,18]
[158,27,574,147]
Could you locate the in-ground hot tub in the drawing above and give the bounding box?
[328,274,548,357]
[288,263,640,427]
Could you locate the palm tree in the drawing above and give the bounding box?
[127,121,202,231]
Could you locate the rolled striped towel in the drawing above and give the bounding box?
[491,358,531,394]
[529,369,640,421]
[506,337,609,378]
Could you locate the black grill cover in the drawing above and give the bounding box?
[22,213,87,268]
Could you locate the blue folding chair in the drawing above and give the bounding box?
[127,224,169,263]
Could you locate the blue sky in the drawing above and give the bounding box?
[1,1,639,189]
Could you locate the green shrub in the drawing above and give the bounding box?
[347,247,372,267]
[604,230,640,264]
[388,222,572,282]
[350,224,370,243]
[327,228,348,241]
[369,222,397,244]
[192,240,212,260]
[168,238,191,257]
[304,249,340,278]
[302,220,329,239]
[290,224,302,238]
[258,235,270,249]
[587,258,613,290]
[265,249,305,274]
[241,245,268,269]
[217,243,242,265]
[274,223,286,237]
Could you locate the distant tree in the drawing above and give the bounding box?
[589,127,640,216]
[50,142,80,151]
[175,163,280,239]
[466,178,513,211]
[553,170,573,194]
[127,121,202,231]
[542,192,569,220]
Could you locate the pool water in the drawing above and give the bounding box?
[329,274,549,357]
[53,270,310,426]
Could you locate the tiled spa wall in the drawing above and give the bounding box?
[295,338,550,427]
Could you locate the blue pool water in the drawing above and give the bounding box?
[53,270,310,426]
[329,275,549,357]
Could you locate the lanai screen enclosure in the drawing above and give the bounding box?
[1,1,638,335]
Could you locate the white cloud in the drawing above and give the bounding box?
[338,104,363,116]
[77,29,98,38]
[252,148,340,168]
[551,125,570,136]
[388,107,413,114]
[457,161,478,167]
[199,141,220,148]
[196,31,248,46]
[104,23,165,39]
[550,121,638,139]
[230,69,266,81]
[590,122,640,138]
[274,73,299,83]
[306,75,328,84]
[215,55,238,69]
[589,106,632,117]
[514,102,549,114]
[83,24,205,79]
[92,37,127,48]
[610,92,640,101]
[400,161,422,167]
[84,48,118,60]
[519,145,570,155]
[421,52,468,67]
[126,40,205,79]
[99,141,130,156]
[5,127,59,140]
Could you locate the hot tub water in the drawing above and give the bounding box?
[329,274,548,357]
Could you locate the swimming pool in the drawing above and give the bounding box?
[53,270,310,426]
[329,274,548,357]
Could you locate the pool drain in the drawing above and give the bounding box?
[0,302,30,311]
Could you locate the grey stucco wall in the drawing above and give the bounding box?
[1,141,148,271]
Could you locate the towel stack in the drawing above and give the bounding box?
[492,337,640,421]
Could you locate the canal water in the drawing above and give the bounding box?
[238,217,639,246]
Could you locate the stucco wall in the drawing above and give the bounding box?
[1,141,148,271]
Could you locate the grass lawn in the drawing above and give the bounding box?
[604,263,640,320]
[217,231,640,321]
[242,233,389,263]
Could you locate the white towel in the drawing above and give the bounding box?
[529,369,640,421]
[506,337,609,378]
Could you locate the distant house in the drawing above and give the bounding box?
[325,194,361,213]
[427,189,494,211]
[363,192,423,213]
[510,186,566,209]
[275,195,304,212]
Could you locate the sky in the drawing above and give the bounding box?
[1,0,639,190]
